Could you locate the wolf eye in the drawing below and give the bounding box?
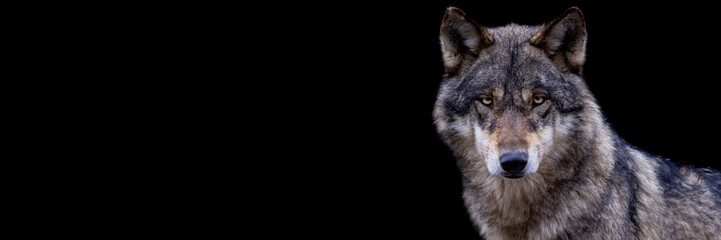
[478,97,493,106]
[532,96,546,106]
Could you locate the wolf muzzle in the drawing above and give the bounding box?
[499,151,528,178]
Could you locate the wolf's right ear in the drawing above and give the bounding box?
[531,7,587,74]
[440,7,493,75]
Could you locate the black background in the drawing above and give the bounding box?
[268,1,721,238]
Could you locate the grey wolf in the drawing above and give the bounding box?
[433,6,721,239]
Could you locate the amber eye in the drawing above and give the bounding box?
[532,96,546,105]
[479,97,493,106]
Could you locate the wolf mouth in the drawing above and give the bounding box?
[501,174,524,179]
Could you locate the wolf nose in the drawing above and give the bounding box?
[500,152,528,174]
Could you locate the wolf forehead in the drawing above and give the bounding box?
[441,24,581,115]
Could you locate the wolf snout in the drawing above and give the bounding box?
[499,151,528,176]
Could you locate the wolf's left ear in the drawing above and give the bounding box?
[440,7,493,75]
[531,7,587,74]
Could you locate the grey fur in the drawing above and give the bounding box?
[434,6,721,239]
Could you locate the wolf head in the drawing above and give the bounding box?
[434,7,600,180]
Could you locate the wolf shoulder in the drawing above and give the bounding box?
[628,146,719,192]
[628,146,721,207]
[622,146,721,237]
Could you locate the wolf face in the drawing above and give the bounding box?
[434,7,592,180]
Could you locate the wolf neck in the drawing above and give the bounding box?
[462,105,617,238]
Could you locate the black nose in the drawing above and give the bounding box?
[500,152,528,173]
